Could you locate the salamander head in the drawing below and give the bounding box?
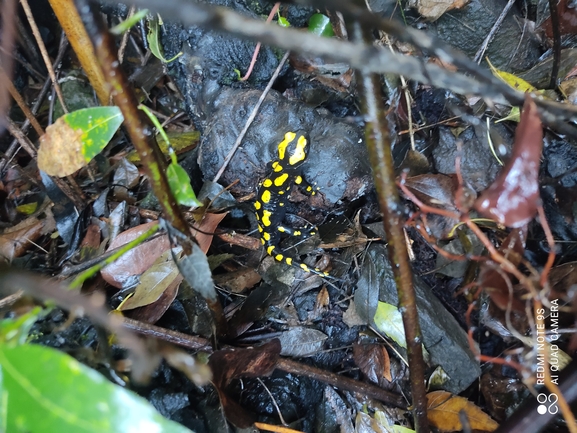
[276,130,309,168]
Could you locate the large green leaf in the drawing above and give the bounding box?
[0,344,193,433]
[166,162,202,207]
[38,106,124,177]
[63,106,124,161]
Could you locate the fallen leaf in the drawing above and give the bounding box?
[0,216,55,261]
[474,95,543,227]
[353,342,392,384]
[486,58,537,93]
[374,302,406,349]
[427,390,499,432]
[209,340,281,428]
[119,250,182,310]
[126,274,180,324]
[413,0,469,21]
[38,107,123,177]
[101,222,171,288]
[401,173,465,239]
[278,327,328,357]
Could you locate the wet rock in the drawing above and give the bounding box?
[429,0,542,72]
[432,125,508,192]
[355,243,481,394]
[197,88,372,206]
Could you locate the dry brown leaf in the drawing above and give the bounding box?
[101,222,171,288]
[0,216,55,261]
[194,212,227,253]
[213,268,261,294]
[37,118,85,176]
[353,343,392,385]
[427,390,499,432]
[414,0,469,21]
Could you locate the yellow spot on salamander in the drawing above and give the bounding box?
[277,131,297,161]
[254,201,261,210]
[278,226,286,232]
[263,232,271,241]
[306,186,312,192]
[261,189,271,203]
[263,179,273,188]
[289,135,307,165]
[262,209,273,226]
[300,263,310,272]
[267,245,275,255]
[285,257,293,265]
[294,230,301,236]
[261,238,265,245]
[273,164,283,172]
[275,254,284,262]
[295,176,303,184]
[274,173,289,187]
[258,225,263,232]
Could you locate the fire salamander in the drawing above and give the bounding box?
[254,131,328,276]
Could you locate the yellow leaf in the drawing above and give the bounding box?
[486,58,536,93]
[374,302,406,349]
[427,391,498,432]
[495,106,520,123]
[16,202,38,215]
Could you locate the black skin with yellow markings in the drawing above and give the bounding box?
[254,131,328,276]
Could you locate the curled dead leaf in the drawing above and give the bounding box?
[474,95,543,228]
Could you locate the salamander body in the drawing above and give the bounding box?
[254,131,328,276]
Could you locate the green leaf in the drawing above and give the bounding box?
[373,302,406,349]
[308,13,334,38]
[62,106,124,162]
[0,307,45,346]
[110,9,149,35]
[495,106,521,123]
[147,18,182,63]
[0,344,194,433]
[166,162,203,207]
[277,14,290,27]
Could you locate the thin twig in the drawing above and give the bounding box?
[239,2,280,82]
[212,50,290,183]
[257,378,288,426]
[473,0,515,64]
[0,0,18,129]
[118,6,136,64]
[5,118,38,158]
[0,31,68,175]
[20,0,69,113]
[548,0,561,88]
[0,66,44,136]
